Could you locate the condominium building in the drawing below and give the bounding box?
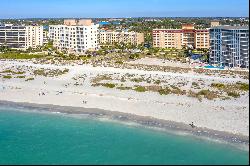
[26,26,44,48]
[49,19,99,54]
[99,30,144,46]
[209,26,249,68]
[0,24,43,49]
[153,24,210,49]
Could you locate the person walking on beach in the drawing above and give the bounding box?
[190,122,195,128]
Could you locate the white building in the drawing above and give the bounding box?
[49,19,99,54]
[0,24,44,49]
[26,26,44,48]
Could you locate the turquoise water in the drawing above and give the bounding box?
[0,106,249,165]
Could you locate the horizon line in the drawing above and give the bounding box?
[0,16,249,20]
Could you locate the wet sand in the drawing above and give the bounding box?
[0,100,248,149]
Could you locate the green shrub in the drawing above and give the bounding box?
[198,90,210,96]
[102,83,116,88]
[236,82,249,91]
[1,69,12,73]
[134,86,147,92]
[171,87,186,95]
[129,53,140,60]
[197,90,219,100]
[211,83,225,89]
[0,53,45,59]
[121,77,126,82]
[117,86,132,90]
[154,80,161,85]
[25,78,34,81]
[131,78,144,83]
[115,61,123,64]
[3,75,12,79]
[15,71,25,75]
[192,82,199,86]
[0,70,25,75]
[158,88,171,95]
[16,76,25,78]
[227,92,240,98]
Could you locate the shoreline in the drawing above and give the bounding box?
[0,100,249,149]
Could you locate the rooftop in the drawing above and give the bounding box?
[211,25,249,30]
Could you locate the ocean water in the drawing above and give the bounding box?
[0,105,249,165]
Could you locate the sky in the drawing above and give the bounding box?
[0,0,249,18]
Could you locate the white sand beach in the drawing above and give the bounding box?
[0,59,249,136]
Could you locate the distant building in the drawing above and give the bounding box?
[209,26,249,68]
[49,19,99,54]
[99,30,144,46]
[43,31,49,44]
[210,21,220,27]
[153,24,210,49]
[0,24,44,49]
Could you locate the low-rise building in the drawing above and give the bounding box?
[99,30,144,46]
[153,24,210,49]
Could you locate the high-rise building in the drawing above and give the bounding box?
[26,26,44,48]
[0,24,43,49]
[99,30,144,46]
[209,26,249,68]
[49,19,99,54]
[152,24,210,49]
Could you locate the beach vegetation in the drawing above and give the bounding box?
[129,53,140,60]
[16,76,25,79]
[117,86,132,90]
[227,91,240,98]
[197,90,219,100]
[102,83,116,88]
[91,75,113,83]
[115,61,124,64]
[134,86,147,92]
[158,87,171,95]
[236,82,249,91]
[3,75,12,79]
[211,82,249,94]
[192,82,200,87]
[130,78,144,83]
[170,86,186,95]
[211,83,225,89]
[0,69,25,75]
[25,78,34,81]
[33,68,69,77]
[121,77,126,82]
[0,52,45,59]
[154,80,161,85]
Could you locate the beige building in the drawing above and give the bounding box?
[210,21,220,27]
[0,24,44,49]
[99,30,144,46]
[153,24,210,49]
